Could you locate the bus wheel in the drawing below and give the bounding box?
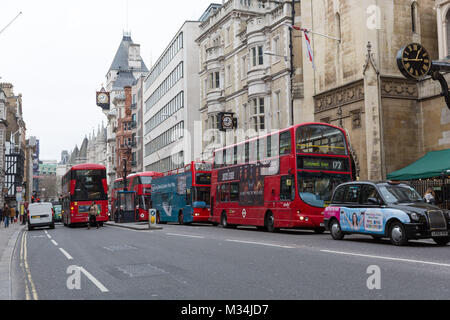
[265,212,277,233]
[221,212,229,228]
[178,211,184,225]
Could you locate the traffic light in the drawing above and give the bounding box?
[31,196,35,203]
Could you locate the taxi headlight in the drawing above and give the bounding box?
[409,212,419,222]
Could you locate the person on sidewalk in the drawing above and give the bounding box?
[88,202,99,230]
[3,204,10,228]
[10,205,16,224]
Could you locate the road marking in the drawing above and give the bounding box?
[59,248,73,260]
[321,250,450,268]
[22,232,39,300]
[225,239,295,249]
[51,240,58,246]
[46,234,51,239]
[78,267,109,293]
[166,233,205,239]
[20,232,30,300]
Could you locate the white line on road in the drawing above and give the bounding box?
[78,267,109,293]
[321,250,450,268]
[51,240,58,246]
[166,233,205,239]
[59,248,73,260]
[225,239,295,249]
[46,234,51,239]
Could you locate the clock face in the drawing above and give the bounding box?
[397,43,431,80]
[97,92,109,104]
[223,116,233,128]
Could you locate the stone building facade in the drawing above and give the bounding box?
[197,0,302,160]
[103,33,148,186]
[298,0,446,180]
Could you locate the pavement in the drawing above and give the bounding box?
[0,219,26,300]
[104,221,163,231]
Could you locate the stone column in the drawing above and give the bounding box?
[363,42,384,181]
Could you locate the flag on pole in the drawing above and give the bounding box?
[302,29,315,70]
[288,24,316,70]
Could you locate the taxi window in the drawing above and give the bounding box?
[343,185,361,203]
[360,185,381,204]
[332,186,346,203]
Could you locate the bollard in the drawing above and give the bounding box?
[149,209,157,229]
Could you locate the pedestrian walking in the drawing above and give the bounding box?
[10,205,16,224]
[3,204,10,228]
[424,187,436,205]
[88,201,100,229]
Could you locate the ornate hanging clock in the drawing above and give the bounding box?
[397,43,432,80]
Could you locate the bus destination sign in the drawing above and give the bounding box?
[299,157,348,172]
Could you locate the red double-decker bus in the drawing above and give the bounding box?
[61,164,109,227]
[127,171,163,221]
[210,123,353,232]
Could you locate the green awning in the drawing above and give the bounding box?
[387,149,450,181]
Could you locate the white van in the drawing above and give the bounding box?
[28,202,55,231]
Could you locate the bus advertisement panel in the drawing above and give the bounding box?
[61,164,109,227]
[151,161,212,224]
[210,123,353,232]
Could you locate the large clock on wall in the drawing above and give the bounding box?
[397,43,432,80]
[96,91,110,110]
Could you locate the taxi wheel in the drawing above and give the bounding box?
[389,221,408,246]
[433,237,450,246]
[330,219,344,240]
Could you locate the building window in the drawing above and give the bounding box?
[251,97,265,132]
[209,72,220,89]
[227,65,232,87]
[241,55,247,79]
[273,36,280,57]
[251,45,264,67]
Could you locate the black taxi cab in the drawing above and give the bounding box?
[323,181,450,246]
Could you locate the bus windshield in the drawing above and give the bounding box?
[73,170,107,201]
[196,173,211,185]
[194,187,210,205]
[296,125,347,155]
[195,162,212,171]
[298,172,351,208]
[140,176,153,185]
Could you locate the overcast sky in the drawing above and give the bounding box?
[0,0,215,161]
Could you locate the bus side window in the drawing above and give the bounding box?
[280,176,294,201]
[186,188,192,205]
[279,131,292,155]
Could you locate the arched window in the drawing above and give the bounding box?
[411,2,418,33]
